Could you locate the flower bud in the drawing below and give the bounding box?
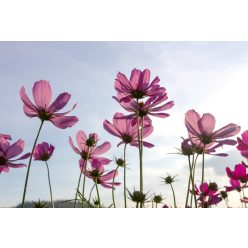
[153,195,163,204]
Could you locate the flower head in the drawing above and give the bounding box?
[237,131,248,159]
[20,80,78,129]
[114,93,174,120]
[103,112,154,148]
[127,189,149,204]
[33,199,47,208]
[225,179,243,192]
[33,142,55,161]
[241,197,248,204]
[161,174,178,185]
[226,163,248,183]
[82,159,120,189]
[194,182,222,207]
[178,137,229,157]
[153,195,163,204]
[162,204,169,208]
[69,131,112,171]
[185,109,240,151]
[114,157,125,167]
[0,134,11,142]
[220,190,228,199]
[195,182,219,196]
[0,139,30,173]
[114,68,166,103]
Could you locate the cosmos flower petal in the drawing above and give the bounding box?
[32,80,52,109]
[6,139,24,159]
[213,124,241,139]
[50,115,78,129]
[93,142,111,155]
[68,137,81,154]
[48,93,71,113]
[100,170,117,181]
[198,113,216,134]
[20,87,37,111]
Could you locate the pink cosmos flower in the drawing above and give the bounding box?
[226,163,248,183]
[0,139,30,173]
[241,197,248,203]
[82,159,121,189]
[114,68,166,103]
[179,138,229,157]
[114,93,174,120]
[69,131,112,170]
[103,112,154,148]
[0,134,11,141]
[20,80,78,129]
[185,109,240,150]
[237,131,248,159]
[33,142,55,161]
[194,182,222,207]
[194,182,218,197]
[225,179,243,192]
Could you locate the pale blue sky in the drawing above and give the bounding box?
[0,42,248,207]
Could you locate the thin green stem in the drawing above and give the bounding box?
[240,191,244,208]
[74,172,82,208]
[136,100,144,200]
[185,156,191,208]
[81,150,90,204]
[112,165,120,208]
[224,198,229,208]
[136,107,144,208]
[95,182,101,208]
[188,156,197,208]
[190,154,194,207]
[201,150,205,208]
[185,176,191,207]
[242,187,247,208]
[21,120,44,208]
[170,184,177,208]
[45,161,54,208]
[88,184,96,202]
[123,144,127,208]
[191,154,199,207]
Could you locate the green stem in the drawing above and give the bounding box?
[74,172,82,208]
[170,184,177,208]
[88,184,96,202]
[191,154,198,207]
[185,156,191,208]
[188,156,197,208]
[201,150,205,208]
[190,154,194,207]
[81,151,90,204]
[112,165,120,208]
[45,161,54,208]
[21,120,44,208]
[225,199,229,208]
[156,202,158,208]
[136,107,144,208]
[123,144,127,208]
[242,187,247,208]
[95,182,101,208]
[185,176,191,207]
[240,191,244,208]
